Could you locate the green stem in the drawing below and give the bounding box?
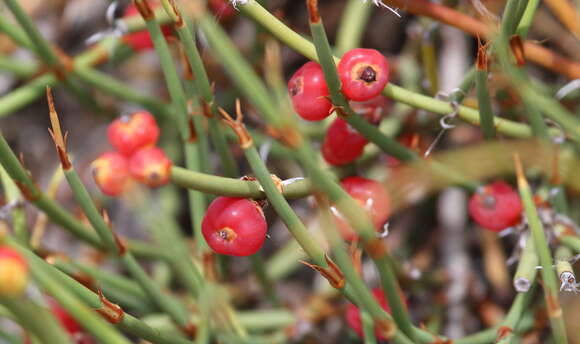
[2,0,62,68]
[0,298,72,344]
[496,284,536,344]
[361,311,378,344]
[335,0,373,55]
[475,65,496,140]
[516,164,568,344]
[516,0,540,38]
[171,166,310,199]
[0,164,28,245]
[513,233,538,292]
[0,55,38,77]
[243,145,325,266]
[8,240,190,344]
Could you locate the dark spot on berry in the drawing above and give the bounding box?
[120,114,132,123]
[359,66,377,83]
[149,171,161,182]
[482,195,496,209]
[289,77,303,97]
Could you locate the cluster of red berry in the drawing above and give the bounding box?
[288,49,390,166]
[92,111,171,196]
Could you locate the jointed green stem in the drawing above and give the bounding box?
[516,160,568,344]
[8,240,192,344]
[335,0,373,55]
[0,298,73,344]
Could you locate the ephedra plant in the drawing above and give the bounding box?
[0,0,579,343]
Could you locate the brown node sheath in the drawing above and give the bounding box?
[217,99,253,149]
[546,291,563,319]
[496,326,513,341]
[201,100,213,118]
[168,0,185,28]
[95,289,124,324]
[510,35,526,67]
[476,36,489,71]
[300,254,345,289]
[133,0,154,21]
[375,317,397,340]
[365,237,388,260]
[180,323,198,338]
[14,181,39,201]
[46,87,71,170]
[306,0,320,23]
[102,210,127,255]
[202,251,218,283]
[188,118,198,143]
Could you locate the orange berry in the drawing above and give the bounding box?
[128,147,172,188]
[91,152,130,196]
[0,246,28,297]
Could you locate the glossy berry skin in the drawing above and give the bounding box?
[332,177,390,241]
[0,246,28,297]
[350,95,388,125]
[468,181,522,232]
[128,147,172,188]
[47,298,95,344]
[91,152,130,197]
[208,0,236,20]
[288,61,332,121]
[202,197,267,256]
[322,117,368,166]
[346,288,393,340]
[338,48,390,101]
[108,111,160,156]
[122,3,172,52]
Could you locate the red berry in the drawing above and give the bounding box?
[202,197,267,256]
[332,177,390,241]
[350,95,388,124]
[468,181,522,232]
[128,147,172,188]
[122,2,172,52]
[208,0,236,21]
[322,117,368,166]
[0,246,28,297]
[346,288,393,340]
[108,111,160,156]
[338,48,390,101]
[47,297,95,344]
[91,152,130,197]
[288,61,332,121]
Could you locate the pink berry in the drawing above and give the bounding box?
[108,111,160,156]
[338,48,390,101]
[91,152,130,197]
[346,288,397,340]
[288,61,332,121]
[202,197,267,256]
[468,181,522,232]
[128,147,172,188]
[47,297,95,344]
[122,2,172,52]
[322,117,368,166]
[333,177,390,241]
[0,246,28,297]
